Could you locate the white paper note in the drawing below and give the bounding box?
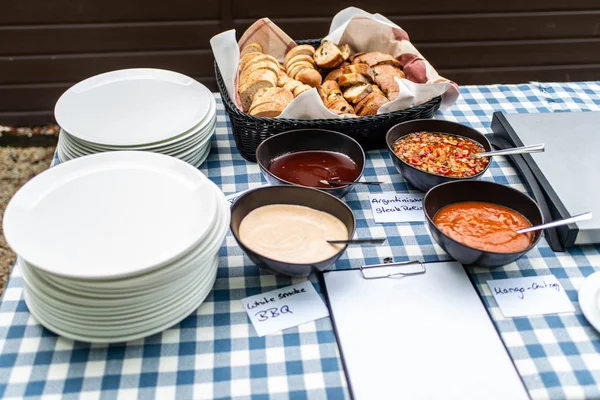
[241,281,329,336]
[487,275,575,318]
[369,193,425,223]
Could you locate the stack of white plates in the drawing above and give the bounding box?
[54,68,216,168]
[3,152,229,343]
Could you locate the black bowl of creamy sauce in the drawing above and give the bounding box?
[256,129,366,198]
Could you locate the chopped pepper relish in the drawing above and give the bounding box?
[393,132,489,178]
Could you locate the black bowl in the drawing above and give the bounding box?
[256,129,365,198]
[386,119,492,192]
[423,180,543,267]
[230,185,356,277]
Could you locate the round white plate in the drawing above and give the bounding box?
[60,96,217,152]
[579,271,600,332]
[55,69,213,146]
[4,152,217,279]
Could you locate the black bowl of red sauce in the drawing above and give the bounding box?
[256,129,365,198]
[386,119,492,192]
[423,180,543,267]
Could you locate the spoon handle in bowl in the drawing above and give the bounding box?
[477,143,545,158]
[516,212,592,234]
[327,238,387,245]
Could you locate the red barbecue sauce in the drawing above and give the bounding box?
[268,151,360,188]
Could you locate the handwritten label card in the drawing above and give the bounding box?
[241,281,329,336]
[487,275,575,318]
[368,193,425,223]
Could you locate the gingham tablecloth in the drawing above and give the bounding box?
[2,82,600,400]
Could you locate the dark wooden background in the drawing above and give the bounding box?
[2,0,600,125]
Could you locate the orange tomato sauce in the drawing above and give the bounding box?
[433,201,534,253]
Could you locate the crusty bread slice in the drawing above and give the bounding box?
[284,54,315,70]
[249,101,288,117]
[277,70,292,86]
[355,92,388,116]
[283,80,303,93]
[314,40,344,69]
[371,84,384,96]
[283,45,316,66]
[249,87,293,112]
[339,44,351,61]
[343,83,373,104]
[239,53,264,71]
[373,64,404,79]
[321,80,342,96]
[240,60,279,80]
[342,64,375,81]
[327,98,355,114]
[337,73,370,89]
[353,52,402,68]
[349,52,366,62]
[240,42,263,57]
[288,63,315,79]
[374,74,400,101]
[295,69,322,87]
[317,86,327,103]
[324,67,344,82]
[238,70,277,111]
[293,84,313,97]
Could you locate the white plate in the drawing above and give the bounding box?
[24,258,218,343]
[4,152,217,279]
[578,271,600,332]
[55,69,213,146]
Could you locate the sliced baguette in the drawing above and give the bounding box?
[342,64,375,81]
[283,80,303,93]
[240,42,263,57]
[293,84,313,97]
[240,60,279,80]
[238,70,277,111]
[373,64,405,79]
[337,73,370,89]
[249,102,288,117]
[353,52,402,68]
[343,83,373,104]
[327,98,355,114]
[295,68,322,87]
[248,88,293,113]
[324,67,344,82]
[284,54,315,70]
[375,74,400,101]
[321,80,343,96]
[339,43,351,61]
[355,93,388,116]
[283,44,316,66]
[288,63,315,79]
[314,40,344,69]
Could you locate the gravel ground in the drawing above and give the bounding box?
[0,147,55,296]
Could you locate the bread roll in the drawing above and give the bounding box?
[283,45,316,66]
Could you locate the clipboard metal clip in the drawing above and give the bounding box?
[360,260,426,280]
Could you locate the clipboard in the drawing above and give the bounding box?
[319,260,529,400]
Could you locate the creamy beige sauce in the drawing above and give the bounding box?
[238,204,348,264]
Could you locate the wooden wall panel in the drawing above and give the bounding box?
[1,0,600,125]
[231,0,600,18]
[233,12,600,43]
[0,22,221,55]
[1,0,220,24]
[0,51,214,85]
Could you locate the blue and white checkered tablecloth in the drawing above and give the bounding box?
[2,82,600,399]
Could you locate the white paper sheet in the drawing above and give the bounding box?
[241,281,329,336]
[368,192,424,223]
[487,276,575,318]
[323,261,529,400]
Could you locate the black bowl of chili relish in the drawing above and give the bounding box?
[256,129,365,198]
[423,180,543,267]
[386,120,492,192]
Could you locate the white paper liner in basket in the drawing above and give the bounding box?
[210,7,459,119]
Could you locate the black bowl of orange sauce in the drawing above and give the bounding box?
[423,180,543,267]
[256,129,365,198]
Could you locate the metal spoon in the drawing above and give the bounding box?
[320,180,385,186]
[327,238,387,245]
[516,212,592,234]
[475,143,545,158]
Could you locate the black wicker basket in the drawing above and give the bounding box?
[216,39,442,162]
